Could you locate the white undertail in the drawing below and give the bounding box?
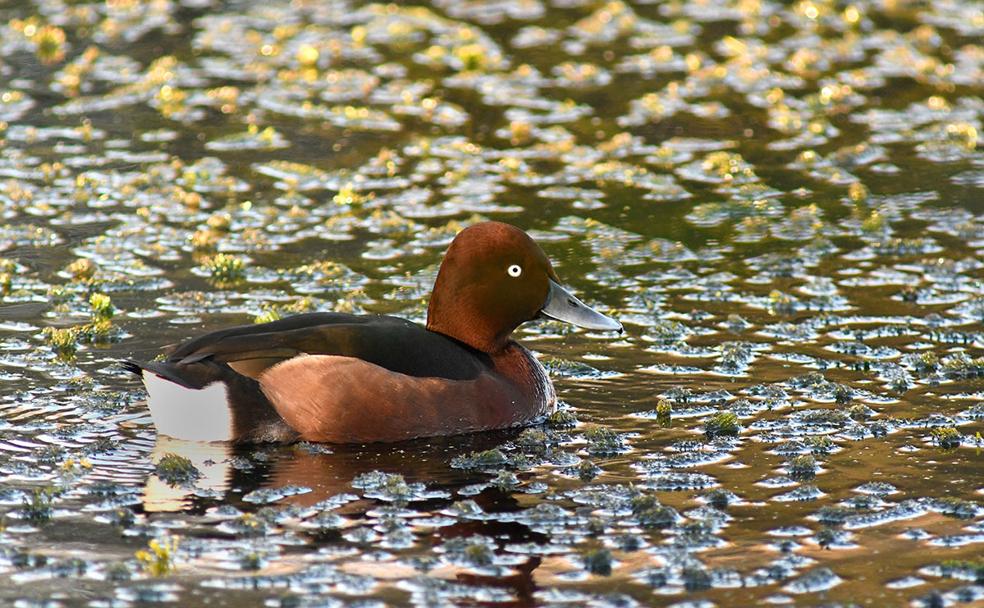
[142,371,233,441]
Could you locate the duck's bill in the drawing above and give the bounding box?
[540,279,623,332]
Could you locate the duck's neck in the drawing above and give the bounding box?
[426,299,512,354]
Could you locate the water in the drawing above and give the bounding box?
[0,0,981,605]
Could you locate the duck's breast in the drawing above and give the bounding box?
[490,342,556,416]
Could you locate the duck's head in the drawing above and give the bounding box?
[426,221,622,353]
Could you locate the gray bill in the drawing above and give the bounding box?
[540,279,622,332]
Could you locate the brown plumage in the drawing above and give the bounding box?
[125,221,621,443]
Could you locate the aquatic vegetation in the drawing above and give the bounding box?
[936,560,984,583]
[253,297,315,324]
[940,354,984,379]
[656,398,673,417]
[930,427,962,449]
[42,326,78,360]
[0,0,979,603]
[451,449,510,470]
[704,489,741,511]
[89,293,114,323]
[582,425,627,456]
[704,412,740,438]
[787,455,818,481]
[154,454,201,486]
[934,497,981,520]
[512,428,553,457]
[576,460,601,481]
[580,546,613,576]
[784,567,843,593]
[20,486,57,524]
[66,258,97,281]
[654,398,673,426]
[202,254,246,285]
[135,537,179,577]
[630,494,680,529]
[206,125,288,152]
[547,408,578,428]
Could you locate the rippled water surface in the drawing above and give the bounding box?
[0,0,982,605]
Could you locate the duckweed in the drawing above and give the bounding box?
[570,461,596,482]
[806,435,835,454]
[938,560,984,583]
[935,498,980,520]
[514,428,550,451]
[703,489,736,510]
[442,536,495,568]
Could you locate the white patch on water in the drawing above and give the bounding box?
[143,371,233,441]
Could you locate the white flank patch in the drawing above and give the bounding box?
[142,371,233,441]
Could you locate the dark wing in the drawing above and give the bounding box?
[162,312,489,381]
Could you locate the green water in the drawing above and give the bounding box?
[0,0,981,605]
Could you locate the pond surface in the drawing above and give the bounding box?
[0,0,982,605]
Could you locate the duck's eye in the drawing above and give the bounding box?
[507,264,523,278]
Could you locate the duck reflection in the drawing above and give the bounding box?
[142,430,527,511]
[141,430,544,603]
[143,437,232,512]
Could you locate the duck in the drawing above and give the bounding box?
[124,221,622,444]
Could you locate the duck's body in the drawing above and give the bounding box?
[126,313,553,443]
[127,222,620,444]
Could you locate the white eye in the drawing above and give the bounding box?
[507,264,522,278]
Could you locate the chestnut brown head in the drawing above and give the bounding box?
[427,222,621,353]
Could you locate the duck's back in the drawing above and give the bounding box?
[163,312,491,382]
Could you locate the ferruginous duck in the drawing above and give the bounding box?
[124,221,622,443]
